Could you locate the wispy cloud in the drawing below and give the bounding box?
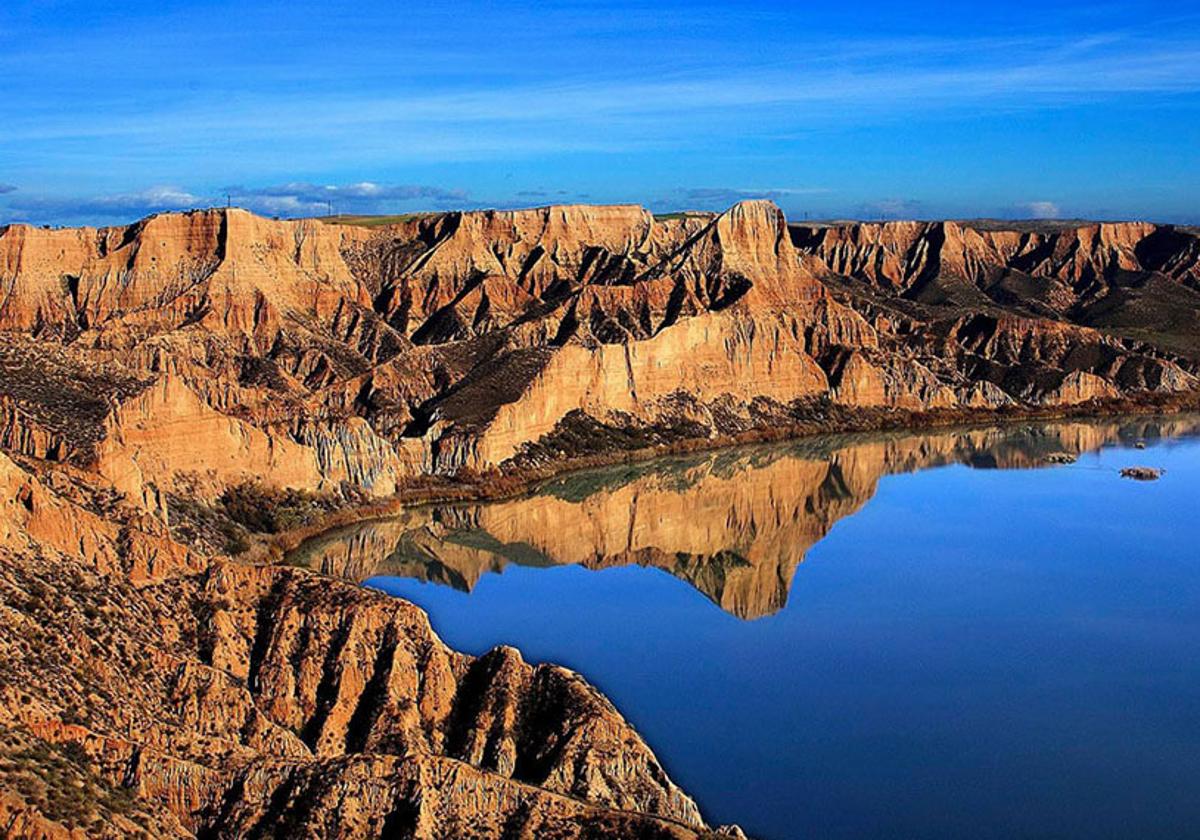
[4,32,1199,163]
[3,186,203,223]
[683,187,828,201]
[0,182,475,225]
[514,189,572,199]
[854,198,928,220]
[652,187,830,212]
[1023,201,1062,219]
[224,182,472,216]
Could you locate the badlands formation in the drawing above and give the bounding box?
[1,201,1198,502]
[1,200,1199,836]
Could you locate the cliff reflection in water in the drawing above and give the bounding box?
[288,417,1199,619]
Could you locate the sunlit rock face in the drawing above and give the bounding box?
[0,449,717,838]
[3,204,1197,504]
[2,196,1199,837]
[792,220,1200,296]
[292,417,1200,620]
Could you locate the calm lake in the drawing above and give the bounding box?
[288,417,1200,840]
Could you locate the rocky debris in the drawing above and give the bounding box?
[1120,466,1163,481]
[1043,452,1077,464]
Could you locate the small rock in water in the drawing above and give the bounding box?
[1134,441,1147,449]
[1120,466,1162,481]
[1044,452,1076,464]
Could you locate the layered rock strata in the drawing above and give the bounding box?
[2,200,1199,836]
[2,203,1196,504]
[0,449,731,837]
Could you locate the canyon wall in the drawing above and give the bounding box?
[2,200,1200,836]
[0,448,734,837]
[3,202,1196,504]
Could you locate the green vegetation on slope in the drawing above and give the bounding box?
[313,213,435,228]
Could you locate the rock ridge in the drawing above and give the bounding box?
[5,202,1195,501]
[3,199,1200,836]
[0,448,726,837]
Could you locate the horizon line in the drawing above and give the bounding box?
[0,202,1185,232]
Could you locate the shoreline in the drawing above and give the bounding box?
[247,390,1200,566]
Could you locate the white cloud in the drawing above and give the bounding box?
[225,182,472,216]
[3,185,202,220]
[1025,201,1062,219]
[0,182,474,225]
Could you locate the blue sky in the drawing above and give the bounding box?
[2,0,1199,225]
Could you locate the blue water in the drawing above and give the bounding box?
[303,420,1200,839]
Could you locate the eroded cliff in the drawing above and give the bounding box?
[3,202,1196,506]
[0,448,736,837]
[2,200,1199,837]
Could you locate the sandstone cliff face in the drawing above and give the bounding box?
[0,450,725,838]
[1,201,1199,836]
[2,203,1197,503]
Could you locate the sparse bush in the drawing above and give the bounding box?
[55,740,89,767]
[219,482,344,535]
[167,481,358,556]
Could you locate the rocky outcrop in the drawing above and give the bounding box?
[2,200,1200,836]
[4,203,1195,505]
[792,219,1200,356]
[0,451,723,838]
[791,219,1197,296]
[0,725,193,838]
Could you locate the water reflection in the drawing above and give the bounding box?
[289,416,1199,619]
